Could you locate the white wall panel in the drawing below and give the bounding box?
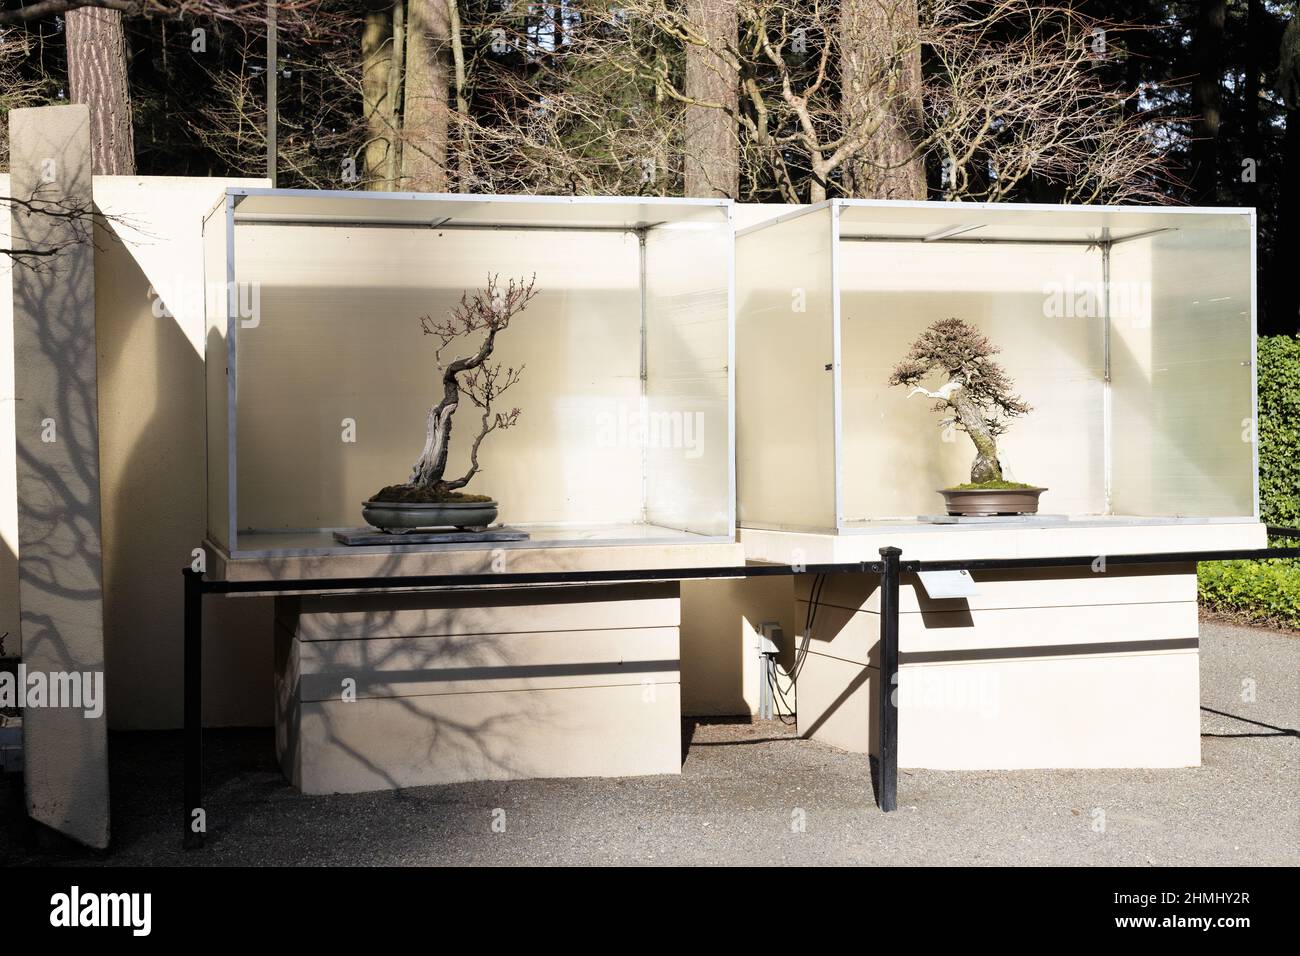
[735,208,837,531]
[644,223,732,536]
[1109,225,1255,517]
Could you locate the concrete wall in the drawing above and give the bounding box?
[0,173,15,655]
[679,576,798,717]
[8,106,110,847]
[2,173,271,730]
[91,176,272,729]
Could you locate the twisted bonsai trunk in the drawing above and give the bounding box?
[947,384,1004,483]
[402,274,536,499]
[409,322,501,493]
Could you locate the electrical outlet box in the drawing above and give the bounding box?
[758,621,782,655]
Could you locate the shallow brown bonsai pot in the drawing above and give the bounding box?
[939,487,1047,517]
[362,499,500,533]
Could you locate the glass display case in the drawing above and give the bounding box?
[736,199,1257,533]
[204,189,734,557]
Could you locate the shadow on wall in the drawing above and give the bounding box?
[92,211,274,730]
[0,537,14,655]
[268,585,683,792]
[680,576,798,718]
[9,124,111,844]
[276,614,551,790]
[794,573,878,749]
[0,174,10,650]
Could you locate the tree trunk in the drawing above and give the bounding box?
[402,0,452,191]
[839,0,925,200]
[388,0,407,185]
[446,0,473,192]
[362,2,395,189]
[1190,0,1226,204]
[410,376,460,487]
[949,387,1003,483]
[410,320,505,488]
[683,0,738,198]
[66,7,135,175]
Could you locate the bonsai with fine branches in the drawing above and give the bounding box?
[373,274,538,503]
[887,318,1032,486]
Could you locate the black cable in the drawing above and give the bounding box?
[768,657,798,724]
[793,572,822,683]
[761,572,824,723]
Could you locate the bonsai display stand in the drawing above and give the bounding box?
[919,514,1071,525]
[333,527,530,546]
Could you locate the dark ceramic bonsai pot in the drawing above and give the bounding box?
[939,487,1047,517]
[361,499,500,534]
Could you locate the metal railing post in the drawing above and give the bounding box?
[878,546,901,812]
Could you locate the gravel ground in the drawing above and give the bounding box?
[1,618,1295,866]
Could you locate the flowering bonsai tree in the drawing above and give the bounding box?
[887,317,1032,486]
[372,274,538,503]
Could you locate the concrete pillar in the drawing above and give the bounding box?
[8,105,110,848]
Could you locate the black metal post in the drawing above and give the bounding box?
[183,568,204,849]
[877,546,901,812]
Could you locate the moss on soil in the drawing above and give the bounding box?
[945,480,1040,491]
[371,484,494,504]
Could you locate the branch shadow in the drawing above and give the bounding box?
[8,121,110,847]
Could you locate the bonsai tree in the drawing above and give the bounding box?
[374,273,538,502]
[887,317,1032,486]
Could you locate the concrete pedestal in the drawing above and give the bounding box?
[743,520,1266,769]
[208,538,742,794]
[796,564,1201,768]
[273,583,683,793]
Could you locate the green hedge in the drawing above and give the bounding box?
[1256,335,1300,528]
[1197,335,1300,630]
[1198,557,1300,630]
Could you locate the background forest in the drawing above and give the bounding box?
[0,0,1297,336]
